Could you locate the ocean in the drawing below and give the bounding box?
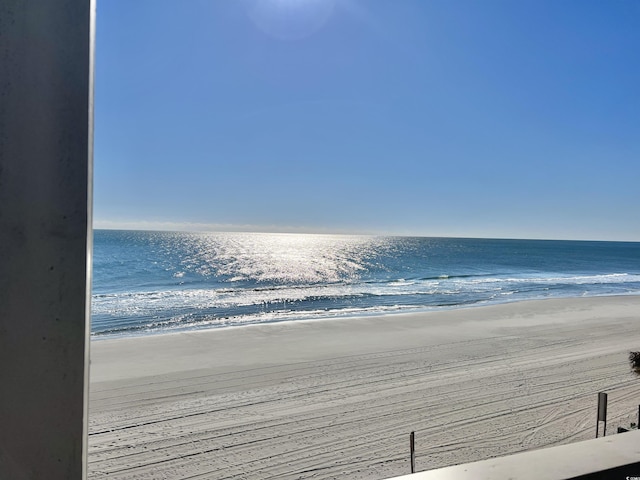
[91,230,640,337]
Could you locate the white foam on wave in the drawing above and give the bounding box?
[91,270,640,336]
[92,272,640,317]
[464,273,640,285]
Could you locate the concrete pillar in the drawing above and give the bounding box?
[0,1,94,479]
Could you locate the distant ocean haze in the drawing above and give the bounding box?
[91,230,640,337]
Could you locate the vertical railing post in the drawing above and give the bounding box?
[596,392,607,438]
[410,431,416,474]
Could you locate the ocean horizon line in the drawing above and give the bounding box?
[92,226,640,244]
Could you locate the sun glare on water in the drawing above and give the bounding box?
[245,0,336,40]
[179,232,379,284]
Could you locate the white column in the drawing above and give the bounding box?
[0,1,94,478]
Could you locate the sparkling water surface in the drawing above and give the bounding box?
[92,231,640,337]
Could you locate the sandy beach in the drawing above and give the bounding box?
[88,296,640,479]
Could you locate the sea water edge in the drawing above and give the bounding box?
[89,292,640,342]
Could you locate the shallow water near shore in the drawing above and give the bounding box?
[91,230,640,337]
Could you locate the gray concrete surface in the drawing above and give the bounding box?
[0,1,94,479]
[387,429,640,480]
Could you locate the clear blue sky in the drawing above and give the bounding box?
[94,0,640,241]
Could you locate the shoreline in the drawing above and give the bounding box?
[89,295,640,382]
[90,291,640,341]
[89,295,640,479]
